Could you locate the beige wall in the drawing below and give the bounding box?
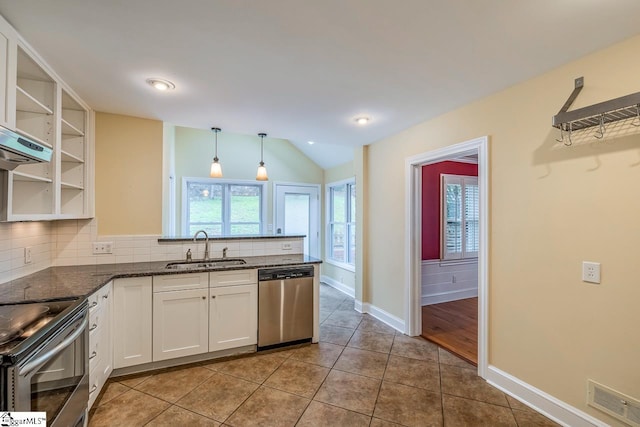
[365,34,640,424]
[322,161,356,290]
[95,112,163,235]
[173,126,323,235]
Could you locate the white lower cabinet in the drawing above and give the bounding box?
[88,282,113,409]
[209,284,257,352]
[152,273,209,361]
[113,277,152,369]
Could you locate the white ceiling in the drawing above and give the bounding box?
[1,1,640,169]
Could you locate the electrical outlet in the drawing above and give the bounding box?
[92,242,113,255]
[582,261,601,284]
[24,247,32,264]
[282,242,292,250]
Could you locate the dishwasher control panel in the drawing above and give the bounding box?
[258,266,314,281]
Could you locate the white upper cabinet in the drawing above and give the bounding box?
[0,13,93,221]
[0,17,16,129]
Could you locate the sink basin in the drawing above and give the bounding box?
[165,258,247,270]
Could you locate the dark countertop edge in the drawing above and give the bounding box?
[158,235,305,242]
[1,256,322,305]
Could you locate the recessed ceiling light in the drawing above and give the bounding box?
[355,116,370,125]
[307,141,315,145]
[146,78,175,91]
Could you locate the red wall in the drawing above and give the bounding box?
[422,161,478,260]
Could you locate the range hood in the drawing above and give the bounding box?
[0,125,52,171]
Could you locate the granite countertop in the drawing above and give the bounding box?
[157,234,305,242]
[0,254,321,305]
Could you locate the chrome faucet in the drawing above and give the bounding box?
[222,247,228,258]
[193,230,209,260]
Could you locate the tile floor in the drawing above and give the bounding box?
[89,284,560,426]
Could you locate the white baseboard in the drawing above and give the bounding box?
[485,365,608,427]
[354,302,405,333]
[421,288,478,305]
[320,275,355,298]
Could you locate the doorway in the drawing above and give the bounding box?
[420,160,479,365]
[404,136,489,377]
[274,183,320,258]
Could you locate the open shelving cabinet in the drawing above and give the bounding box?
[0,40,93,221]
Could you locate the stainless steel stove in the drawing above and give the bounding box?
[0,298,88,427]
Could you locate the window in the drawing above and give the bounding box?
[441,174,478,260]
[327,179,356,267]
[183,178,266,236]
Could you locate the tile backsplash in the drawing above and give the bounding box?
[0,219,303,284]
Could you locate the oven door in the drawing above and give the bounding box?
[13,307,88,427]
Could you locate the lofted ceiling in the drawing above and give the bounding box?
[1,1,640,168]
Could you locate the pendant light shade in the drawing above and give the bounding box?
[210,127,223,178]
[256,133,268,181]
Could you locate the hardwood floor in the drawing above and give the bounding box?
[421,297,478,366]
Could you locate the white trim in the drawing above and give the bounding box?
[486,366,608,427]
[320,275,355,298]
[405,136,489,378]
[354,300,363,313]
[359,302,405,333]
[421,288,478,306]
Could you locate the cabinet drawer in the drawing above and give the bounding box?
[89,309,102,336]
[210,269,257,288]
[153,272,208,292]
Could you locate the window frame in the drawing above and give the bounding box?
[441,174,478,261]
[182,177,267,236]
[325,177,356,271]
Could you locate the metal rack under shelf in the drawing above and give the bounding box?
[552,77,640,144]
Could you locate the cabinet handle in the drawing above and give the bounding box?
[89,323,98,331]
[202,296,206,300]
[89,301,98,309]
[211,296,216,299]
[89,384,98,394]
[89,351,97,360]
[102,294,109,299]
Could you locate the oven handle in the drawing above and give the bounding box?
[18,312,88,377]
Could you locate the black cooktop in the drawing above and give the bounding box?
[0,298,85,365]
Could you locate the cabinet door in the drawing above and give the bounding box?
[209,284,257,352]
[153,288,209,361]
[98,282,113,379]
[113,277,152,369]
[0,15,17,128]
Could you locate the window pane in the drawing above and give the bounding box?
[230,223,260,235]
[349,184,356,222]
[230,185,261,234]
[445,222,462,254]
[331,185,347,222]
[330,223,346,262]
[188,183,223,236]
[189,223,222,236]
[445,183,462,221]
[284,193,310,255]
[348,223,356,264]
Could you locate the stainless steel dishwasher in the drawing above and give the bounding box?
[258,266,314,349]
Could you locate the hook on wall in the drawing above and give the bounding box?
[632,104,640,127]
[594,114,606,139]
[565,122,573,146]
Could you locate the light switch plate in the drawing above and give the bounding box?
[582,261,601,284]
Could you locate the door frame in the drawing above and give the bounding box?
[273,181,321,257]
[404,136,489,377]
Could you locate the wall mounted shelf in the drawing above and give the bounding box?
[552,77,640,133]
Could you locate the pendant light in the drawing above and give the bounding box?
[210,127,223,178]
[256,133,268,181]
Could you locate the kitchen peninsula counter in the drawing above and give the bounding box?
[0,254,321,305]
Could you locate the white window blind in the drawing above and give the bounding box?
[441,174,478,260]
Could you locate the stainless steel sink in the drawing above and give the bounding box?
[165,258,247,270]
